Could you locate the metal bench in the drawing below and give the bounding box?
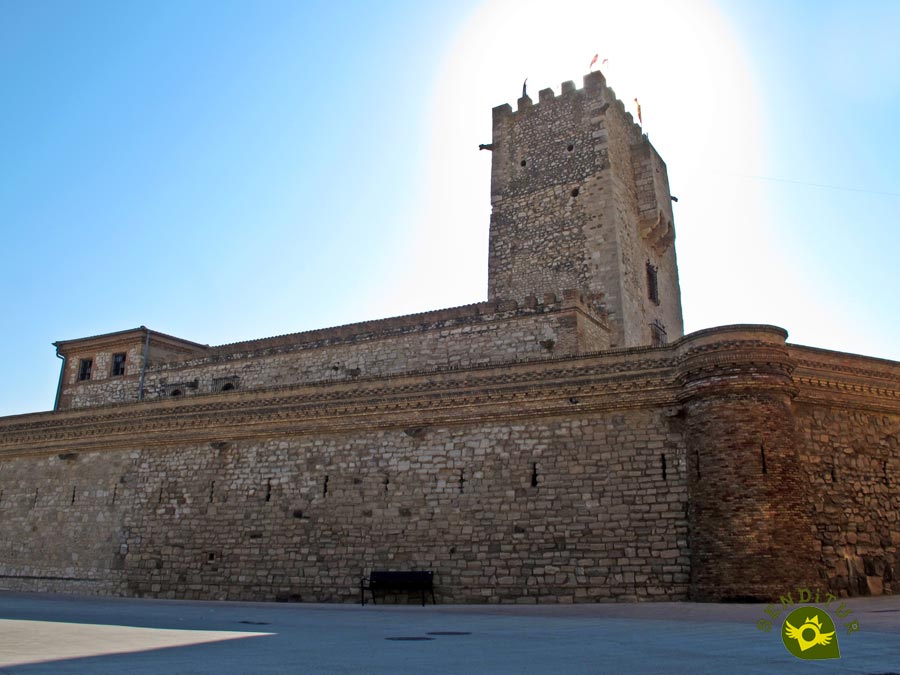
[360,570,435,606]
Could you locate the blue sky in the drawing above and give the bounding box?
[2,0,898,417]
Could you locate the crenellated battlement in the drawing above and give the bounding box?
[491,72,645,141]
[492,72,609,115]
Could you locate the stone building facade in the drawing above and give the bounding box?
[0,72,897,604]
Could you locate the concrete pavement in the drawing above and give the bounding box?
[1,591,899,674]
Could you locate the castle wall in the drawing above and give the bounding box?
[58,296,609,410]
[791,346,900,597]
[679,327,820,601]
[5,325,895,603]
[0,362,690,603]
[796,407,900,597]
[0,449,131,596]
[125,413,687,603]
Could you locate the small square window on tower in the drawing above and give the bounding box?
[646,261,660,306]
[78,358,93,381]
[650,320,667,347]
[111,352,126,377]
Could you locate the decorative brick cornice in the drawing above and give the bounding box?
[674,326,798,402]
[4,325,897,458]
[0,351,679,458]
[789,345,900,414]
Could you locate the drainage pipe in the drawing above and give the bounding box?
[53,347,66,411]
[138,327,151,401]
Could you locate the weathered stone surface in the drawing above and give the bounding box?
[488,71,682,348]
[0,407,690,602]
[1,326,897,603]
[0,74,897,606]
[55,295,610,411]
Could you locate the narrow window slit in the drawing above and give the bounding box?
[265,478,273,502]
[208,481,215,504]
[531,463,538,487]
[760,445,768,475]
[383,475,389,493]
[646,261,660,305]
[660,454,667,480]
[459,469,465,494]
[71,486,76,504]
[111,483,118,505]
[323,475,329,497]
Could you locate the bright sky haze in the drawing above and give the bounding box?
[2,0,898,417]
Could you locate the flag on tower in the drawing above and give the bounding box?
[589,54,598,70]
[634,98,642,125]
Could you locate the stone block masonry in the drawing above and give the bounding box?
[488,71,683,348]
[55,293,609,411]
[1,341,692,603]
[1,72,898,604]
[791,347,900,599]
[1,325,897,602]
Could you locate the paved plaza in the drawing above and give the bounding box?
[1,591,899,674]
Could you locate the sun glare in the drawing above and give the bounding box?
[400,0,792,335]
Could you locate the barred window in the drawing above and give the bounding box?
[650,320,667,347]
[78,359,93,381]
[212,376,239,393]
[162,380,199,397]
[646,261,660,305]
[111,352,126,377]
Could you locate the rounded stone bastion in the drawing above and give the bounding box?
[675,325,820,601]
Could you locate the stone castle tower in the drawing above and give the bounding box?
[488,70,683,348]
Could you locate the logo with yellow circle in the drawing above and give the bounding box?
[782,607,840,660]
